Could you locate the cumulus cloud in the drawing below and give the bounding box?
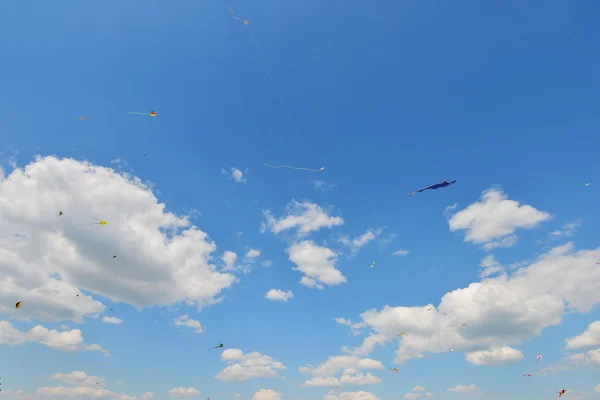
[216,349,286,381]
[324,391,379,400]
[339,371,382,385]
[262,200,344,237]
[595,384,600,393]
[0,321,106,353]
[339,229,382,256]
[342,241,600,364]
[287,241,347,289]
[35,385,141,399]
[0,156,237,324]
[448,188,551,250]
[465,346,523,366]
[245,248,260,261]
[447,384,479,393]
[392,249,409,256]
[299,355,384,378]
[478,255,506,278]
[312,180,336,192]
[265,289,293,302]
[221,251,238,271]
[334,318,367,336]
[49,371,105,387]
[549,219,583,238]
[222,167,246,183]
[539,347,600,375]
[102,316,123,325]
[173,314,203,334]
[168,387,200,397]
[565,321,600,349]
[252,389,281,400]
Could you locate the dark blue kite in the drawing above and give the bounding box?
[409,179,456,197]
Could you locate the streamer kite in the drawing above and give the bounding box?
[208,343,224,350]
[91,219,108,225]
[557,389,566,397]
[129,111,156,117]
[409,179,456,197]
[264,164,324,172]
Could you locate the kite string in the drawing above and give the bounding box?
[247,25,300,134]
[515,0,575,39]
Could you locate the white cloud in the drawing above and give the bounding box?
[168,387,200,397]
[565,321,600,349]
[343,242,600,364]
[595,384,600,393]
[392,249,409,256]
[465,346,523,366]
[550,219,583,238]
[448,188,551,250]
[216,349,286,381]
[173,314,203,334]
[35,385,142,399]
[324,391,379,400]
[287,241,347,289]
[443,203,458,219]
[0,321,106,353]
[303,376,342,387]
[233,394,240,398]
[312,180,336,192]
[222,167,246,183]
[142,393,154,400]
[339,372,382,385]
[245,248,261,261]
[265,289,293,302]
[261,260,273,268]
[49,371,105,387]
[102,316,123,325]
[334,318,367,336]
[447,384,479,393]
[0,156,237,324]
[478,255,506,278]
[221,251,238,270]
[299,355,384,377]
[262,200,344,237]
[404,394,421,400]
[339,229,382,256]
[252,389,282,400]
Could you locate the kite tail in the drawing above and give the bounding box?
[409,191,416,197]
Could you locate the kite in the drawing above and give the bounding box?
[427,307,433,311]
[523,373,532,377]
[208,343,224,350]
[109,308,113,312]
[397,332,406,336]
[536,354,542,363]
[128,111,156,117]
[389,368,399,372]
[409,179,456,197]
[77,116,86,121]
[462,323,467,327]
[370,262,375,268]
[15,301,22,309]
[264,164,324,172]
[59,211,63,216]
[91,219,108,225]
[112,255,117,258]
[557,389,566,397]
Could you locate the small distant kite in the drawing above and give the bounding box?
[409,179,456,197]
[427,307,433,311]
[397,332,406,336]
[15,301,22,309]
[369,262,375,268]
[523,373,532,377]
[112,255,117,258]
[208,343,224,350]
[91,218,108,225]
[77,116,86,121]
[264,164,324,172]
[389,368,399,372]
[59,211,63,216]
[461,323,467,327]
[109,308,113,312]
[557,389,566,397]
[129,111,156,117]
[536,354,542,363]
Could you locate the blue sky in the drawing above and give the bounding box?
[0,0,599,399]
